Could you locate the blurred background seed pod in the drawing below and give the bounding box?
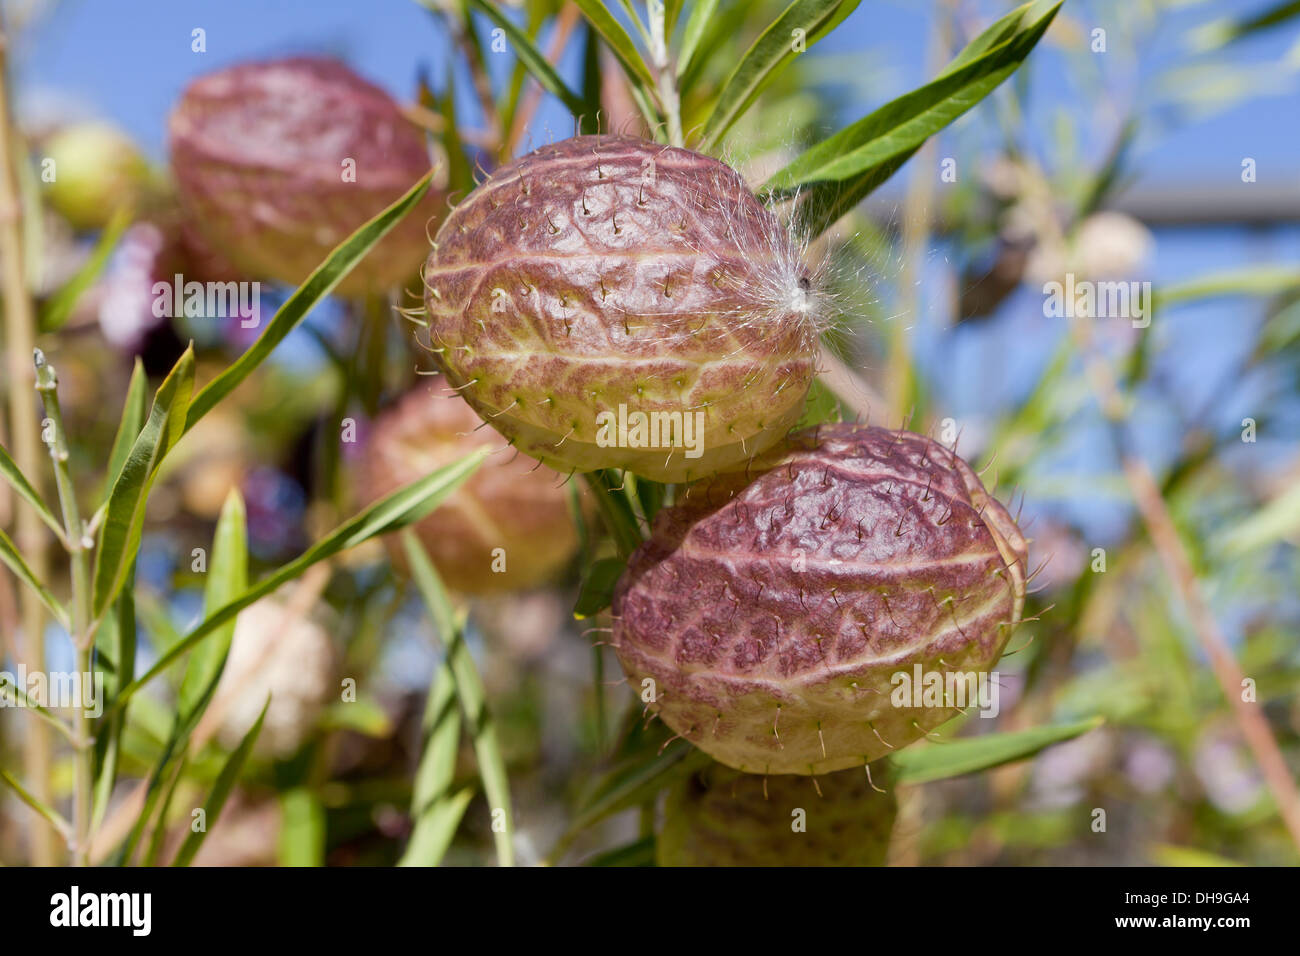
[352,382,584,594]
[40,121,155,231]
[209,597,337,758]
[658,761,897,866]
[168,56,443,296]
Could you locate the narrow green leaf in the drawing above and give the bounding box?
[0,440,65,541]
[103,358,150,496]
[1220,481,1300,556]
[183,170,434,432]
[402,529,515,867]
[39,205,131,333]
[663,0,685,36]
[278,787,327,867]
[702,0,859,150]
[92,573,136,831]
[468,0,588,115]
[763,1,1061,236]
[570,734,706,835]
[142,751,188,866]
[400,660,464,866]
[171,697,268,867]
[399,787,474,867]
[108,449,488,713]
[177,489,248,721]
[0,671,76,743]
[0,767,72,837]
[890,716,1104,785]
[91,345,196,621]
[574,556,627,618]
[1188,0,1300,52]
[411,661,461,818]
[1153,265,1300,310]
[0,526,70,631]
[573,0,658,91]
[676,0,719,82]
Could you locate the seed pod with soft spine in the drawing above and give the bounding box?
[352,383,582,594]
[169,56,441,295]
[658,761,897,867]
[612,423,1028,775]
[422,134,821,483]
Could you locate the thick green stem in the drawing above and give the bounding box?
[34,353,93,866]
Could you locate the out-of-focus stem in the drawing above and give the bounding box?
[0,23,57,866]
[33,354,93,866]
[1072,318,1300,854]
[505,2,582,155]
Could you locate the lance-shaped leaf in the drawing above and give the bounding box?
[889,716,1104,784]
[91,345,195,621]
[0,526,70,631]
[183,169,434,432]
[676,0,719,82]
[176,489,248,722]
[702,0,861,150]
[92,570,136,831]
[103,358,150,497]
[171,697,268,867]
[468,0,587,116]
[0,440,65,541]
[399,658,465,867]
[107,448,488,713]
[402,530,515,867]
[573,0,657,92]
[763,0,1061,236]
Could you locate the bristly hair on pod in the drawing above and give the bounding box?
[625,145,840,362]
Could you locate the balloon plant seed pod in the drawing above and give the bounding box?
[212,597,337,758]
[43,122,154,231]
[169,57,441,295]
[422,134,822,483]
[612,423,1029,775]
[658,761,897,867]
[353,383,582,594]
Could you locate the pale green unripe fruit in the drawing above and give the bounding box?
[43,123,151,231]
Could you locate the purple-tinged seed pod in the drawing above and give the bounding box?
[612,424,1029,775]
[169,57,441,296]
[422,134,820,483]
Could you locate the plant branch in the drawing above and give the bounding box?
[0,21,57,866]
[505,1,583,155]
[1072,318,1300,854]
[646,0,683,147]
[33,350,94,866]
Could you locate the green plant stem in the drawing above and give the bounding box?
[647,0,684,147]
[0,21,57,866]
[33,353,93,866]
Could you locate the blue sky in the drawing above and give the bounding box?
[16,0,1299,191]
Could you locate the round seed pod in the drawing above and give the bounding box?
[658,761,896,866]
[612,424,1028,775]
[422,134,819,483]
[353,383,581,594]
[43,122,152,231]
[169,57,440,296]
[213,597,336,758]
